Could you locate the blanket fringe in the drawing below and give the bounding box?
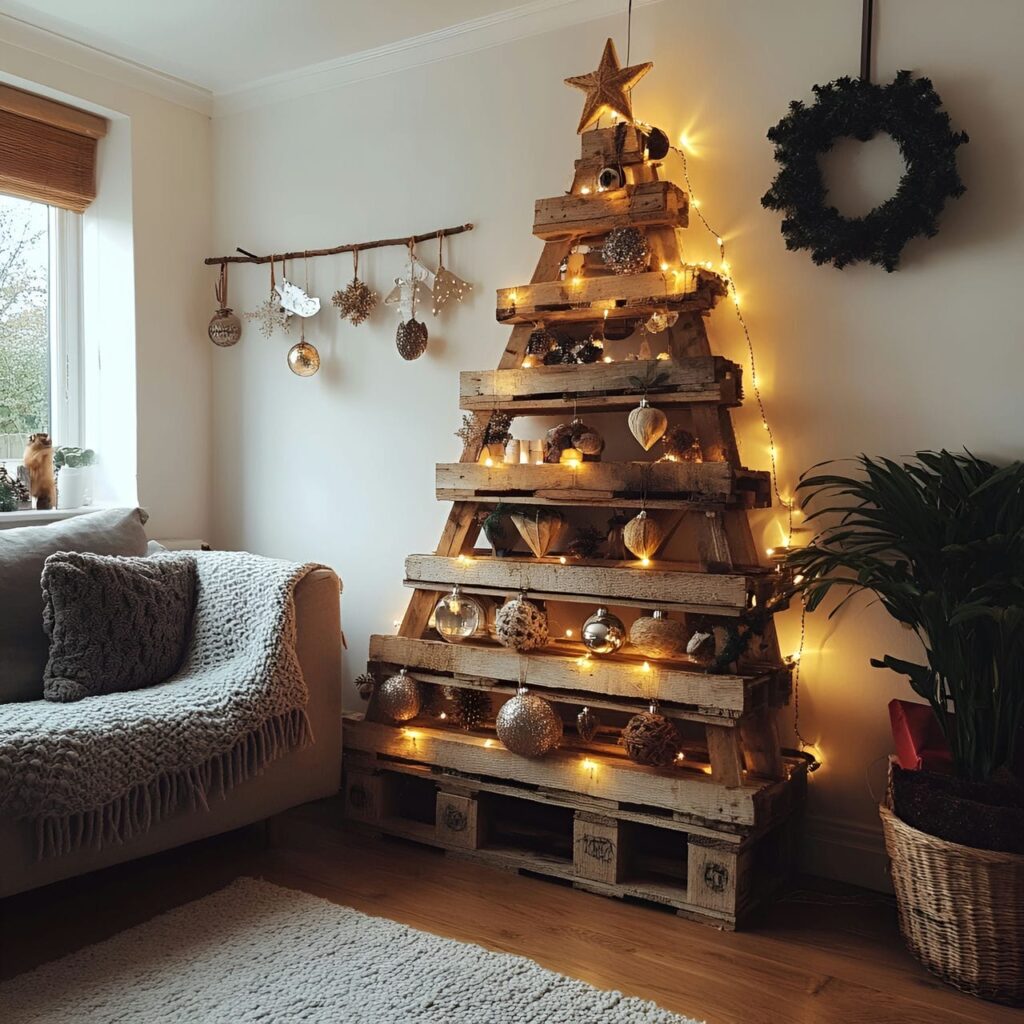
[33,708,312,860]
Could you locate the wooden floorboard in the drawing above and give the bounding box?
[0,805,1015,1024]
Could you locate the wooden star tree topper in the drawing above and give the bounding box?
[564,38,653,134]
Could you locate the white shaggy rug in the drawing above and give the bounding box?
[0,878,700,1023]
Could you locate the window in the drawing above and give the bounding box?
[0,193,82,465]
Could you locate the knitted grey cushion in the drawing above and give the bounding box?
[41,552,197,703]
[0,507,150,703]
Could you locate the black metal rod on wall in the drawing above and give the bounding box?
[860,0,875,82]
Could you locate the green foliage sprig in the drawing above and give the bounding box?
[762,72,968,271]
[54,446,95,470]
[785,451,1024,783]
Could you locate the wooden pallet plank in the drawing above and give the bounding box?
[686,838,754,915]
[459,357,742,413]
[436,461,770,510]
[368,634,752,716]
[345,718,764,827]
[496,268,728,325]
[573,812,625,884]
[405,554,754,613]
[706,724,745,788]
[533,181,688,241]
[436,791,482,850]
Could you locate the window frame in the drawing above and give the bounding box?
[48,204,84,448]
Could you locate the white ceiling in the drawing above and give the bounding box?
[0,0,528,94]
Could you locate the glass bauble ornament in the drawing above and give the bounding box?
[376,668,421,722]
[434,586,484,644]
[496,688,562,758]
[581,607,626,655]
[576,705,601,742]
[629,610,687,659]
[208,308,241,347]
[396,317,428,360]
[494,594,549,651]
[602,227,650,275]
[622,703,681,766]
[287,339,321,376]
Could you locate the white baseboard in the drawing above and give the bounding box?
[800,814,893,893]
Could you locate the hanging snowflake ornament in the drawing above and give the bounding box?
[244,256,292,338]
[431,232,472,315]
[331,249,377,326]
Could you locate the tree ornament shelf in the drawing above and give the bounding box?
[345,45,806,929]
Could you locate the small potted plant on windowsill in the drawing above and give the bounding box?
[54,445,95,510]
[786,450,1024,1006]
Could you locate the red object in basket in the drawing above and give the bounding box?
[889,699,952,772]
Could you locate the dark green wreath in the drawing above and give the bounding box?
[761,72,968,271]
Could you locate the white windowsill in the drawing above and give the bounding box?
[0,504,115,528]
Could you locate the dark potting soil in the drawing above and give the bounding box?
[892,764,1024,855]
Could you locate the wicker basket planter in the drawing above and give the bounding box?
[880,801,1024,1005]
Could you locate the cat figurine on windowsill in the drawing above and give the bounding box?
[23,433,56,510]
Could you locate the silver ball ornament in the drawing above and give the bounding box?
[376,668,422,722]
[581,607,626,655]
[496,689,563,758]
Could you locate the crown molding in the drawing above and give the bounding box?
[0,12,212,115]
[213,0,665,118]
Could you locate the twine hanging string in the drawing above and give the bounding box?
[860,0,875,82]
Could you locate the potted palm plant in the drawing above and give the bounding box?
[786,451,1024,1005]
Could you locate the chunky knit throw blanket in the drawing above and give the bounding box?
[0,551,319,857]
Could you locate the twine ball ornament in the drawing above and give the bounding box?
[628,398,668,450]
[433,585,484,644]
[376,668,422,722]
[582,607,626,655]
[623,703,682,767]
[602,227,650,275]
[576,705,601,743]
[287,333,321,377]
[396,317,429,360]
[623,510,664,561]
[629,610,687,659]
[494,593,549,651]
[496,688,563,758]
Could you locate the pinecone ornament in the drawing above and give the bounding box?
[396,318,428,360]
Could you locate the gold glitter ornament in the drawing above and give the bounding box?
[602,227,650,275]
[332,248,377,325]
[377,668,422,722]
[496,687,563,757]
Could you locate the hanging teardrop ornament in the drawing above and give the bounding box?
[628,397,667,450]
[623,510,664,561]
[576,705,601,743]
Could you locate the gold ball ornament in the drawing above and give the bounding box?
[628,398,668,450]
[433,586,485,644]
[287,339,321,376]
[494,594,549,651]
[208,308,242,347]
[581,606,626,655]
[629,610,687,659]
[377,668,422,722]
[396,318,428,360]
[623,704,682,766]
[496,688,563,758]
[623,510,664,561]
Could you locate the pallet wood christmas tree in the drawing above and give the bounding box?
[343,40,808,929]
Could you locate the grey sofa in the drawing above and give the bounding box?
[0,513,343,898]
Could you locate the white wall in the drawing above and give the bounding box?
[211,0,1024,889]
[0,20,212,541]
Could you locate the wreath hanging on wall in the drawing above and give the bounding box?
[761,71,969,272]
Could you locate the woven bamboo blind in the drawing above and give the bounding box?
[0,85,108,213]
